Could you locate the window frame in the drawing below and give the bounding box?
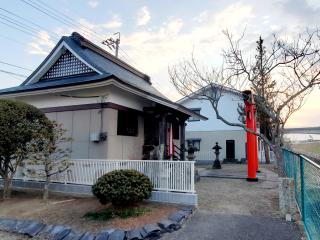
[188,108,201,122]
[186,138,201,151]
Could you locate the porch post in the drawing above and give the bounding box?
[159,114,167,160]
[180,121,186,161]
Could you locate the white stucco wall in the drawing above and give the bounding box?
[181,91,243,132]
[8,85,154,160]
[179,90,247,161]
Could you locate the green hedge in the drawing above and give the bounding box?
[92,169,153,206]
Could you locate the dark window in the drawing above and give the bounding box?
[188,108,201,122]
[186,139,201,151]
[117,110,138,136]
[173,122,180,140]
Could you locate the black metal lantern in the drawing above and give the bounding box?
[212,142,222,169]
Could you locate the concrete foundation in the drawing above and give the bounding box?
[279,177,296,219]
[0,179,198,206]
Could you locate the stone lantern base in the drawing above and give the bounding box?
[213,159,222,169]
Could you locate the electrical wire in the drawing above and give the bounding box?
[0,19,39,38]
[22,0,140,65]
[0,61,32,71]
[0,34,26,46]
[0,69,27,78]
[36,0,105,41]
[0,7,60,40]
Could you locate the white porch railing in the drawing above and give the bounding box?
[14,160,195,194]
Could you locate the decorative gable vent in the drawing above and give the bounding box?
[40,49,96,80]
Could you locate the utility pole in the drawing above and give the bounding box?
[102,32,120,57]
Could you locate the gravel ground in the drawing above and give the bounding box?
[196,164,280,217]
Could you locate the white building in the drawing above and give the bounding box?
[177,88,248,163]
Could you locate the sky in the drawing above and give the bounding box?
[0,0,320,127]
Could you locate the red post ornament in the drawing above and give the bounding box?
[243,90,259,182]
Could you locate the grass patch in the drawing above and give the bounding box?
[84,206,150,221]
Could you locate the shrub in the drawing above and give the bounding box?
[92,169,153,206]
[84,207,150,221]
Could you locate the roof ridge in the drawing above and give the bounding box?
[70,32,151,84]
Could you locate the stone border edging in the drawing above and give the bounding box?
[0,206,195,240]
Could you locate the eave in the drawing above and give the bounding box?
[0,76,207,121]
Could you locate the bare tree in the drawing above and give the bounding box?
[25,121,72,201]
[169,29,320,175]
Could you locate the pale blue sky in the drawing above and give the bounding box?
[0,0,320,127]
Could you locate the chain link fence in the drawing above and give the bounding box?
[283,149,320,240]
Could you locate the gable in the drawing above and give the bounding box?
[24,40,103,85]
[40,49,96,81]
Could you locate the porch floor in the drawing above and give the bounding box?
[163,164,303,240]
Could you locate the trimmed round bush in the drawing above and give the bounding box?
[92,169,153,206]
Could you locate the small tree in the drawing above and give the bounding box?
[0,99,53,199]
[25,121,72,200]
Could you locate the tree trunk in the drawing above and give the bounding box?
[43,177,50,201]
[274,137,285,177]
[270,121,285,176]
[264,141,271,164]
[2,176,12,200]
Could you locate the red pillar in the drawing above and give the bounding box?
[253,103,260,173]
[243,90,258,182]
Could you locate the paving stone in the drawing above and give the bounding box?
[177,210,190,218]
[39,225,72,239]
[79,232,95,240]
[108,229,125,240]
[168,212,185,223]
[179,206,194,214]
[16,220,34,234]
[22,221,46,237]
[52,228,72,240]
[140,224,161,238]
[157,219,181,232]
[61,231,82,240]
[95,231,109,240]
[104,229,115,234]
[0,219,18,232]
[126,228,143,240]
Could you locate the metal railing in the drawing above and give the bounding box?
[194,151,215,161]
[14,159,196,194]
[283,149,320,240]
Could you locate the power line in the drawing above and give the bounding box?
[0,34,26,46]
[0,61,32,71]
[0,19,39,38]
[21,0,100,41]
[0,14,41,36]
[0,7,60,40]
[23,0,139,65]
[0,15,58,43]
[0,69,28,78]
[36,0,105,41]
